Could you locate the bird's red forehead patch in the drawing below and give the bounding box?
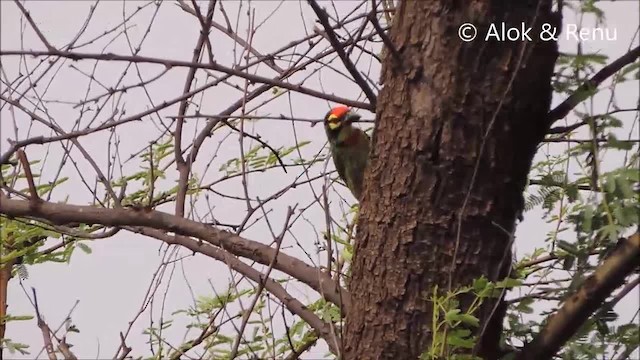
[329,106,350,118]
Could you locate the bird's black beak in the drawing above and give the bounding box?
[344,112,360,125]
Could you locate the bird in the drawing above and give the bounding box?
[323,105,371,201]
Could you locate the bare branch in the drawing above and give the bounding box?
[517,249,601,269]
[546,46,640,129]
[0,193,351,311]
[284,336,319,360]
[115,332,132,360]
[516,233,640,360]
[57,336,78,360]
[368,1,399,61]
[138,226,339,356]
[307,0,377,107]
[172,113,376,124]
[174,0,217,218]
[527,178,599,192]
[176,0,286,74]
[0,49,373,110]
[13,0,56,51]
[0,95,120,207]
[229,207,294,358]
[220,119,288,173]
[32,289,58,360]
[16,149,39,203]
[594,276,639,319]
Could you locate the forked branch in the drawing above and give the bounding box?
[516,233,640,360]
[546,46,640,129]
[0,193,351,312]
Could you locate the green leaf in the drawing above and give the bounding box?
[2,314,34,322]
[472,276,489,294]
[77,242,92,254]
[605,173,617,194]
[606,134,633,150]
[496,277,522,289]
[563,255,575,270]
[614,176,635,199]
[566,184,579,202]
[2,339,30,355]
[514,297,535,314]
[458,313,480,327]
[447,331,476,349]
[444,309,461,324]
[342,247,353,262]
[598,224,622,243]
[556,239,579,255]
[581,206,594,233]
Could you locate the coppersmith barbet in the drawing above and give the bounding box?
[323,105,370,201]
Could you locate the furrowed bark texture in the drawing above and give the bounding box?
[345,1,558,359]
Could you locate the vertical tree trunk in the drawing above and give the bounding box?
[345,1,559,359]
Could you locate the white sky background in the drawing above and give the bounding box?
[0,1,638,359]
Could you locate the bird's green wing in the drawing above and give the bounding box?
[332,149,348,189]
[348,130,370,199]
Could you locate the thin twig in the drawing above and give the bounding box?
[172,113,376,124]
[32,288,58,360]
[13,0,56,51]
[369,0,400,61]
[0,194,351,310]
[0,49,373,111]
[15,149,40,203]
[516,233,640,360]
[546,46,640,128]
[229,206,295,358]
[174,0,217,217]
[307,0,377,107]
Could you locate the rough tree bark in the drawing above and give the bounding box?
[345,1,559,359]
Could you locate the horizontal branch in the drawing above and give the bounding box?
[517,249,600,269]
[542,138,639,144]
[0,49,373,111]
[0,193,351,312]
[516,233,640,360]
[546,108,639,134]
[528,178,598,192]
[546,46,640,129]
[0,78,208,165]
[171,113,375,124]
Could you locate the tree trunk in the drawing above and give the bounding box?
[345,1,559,359]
